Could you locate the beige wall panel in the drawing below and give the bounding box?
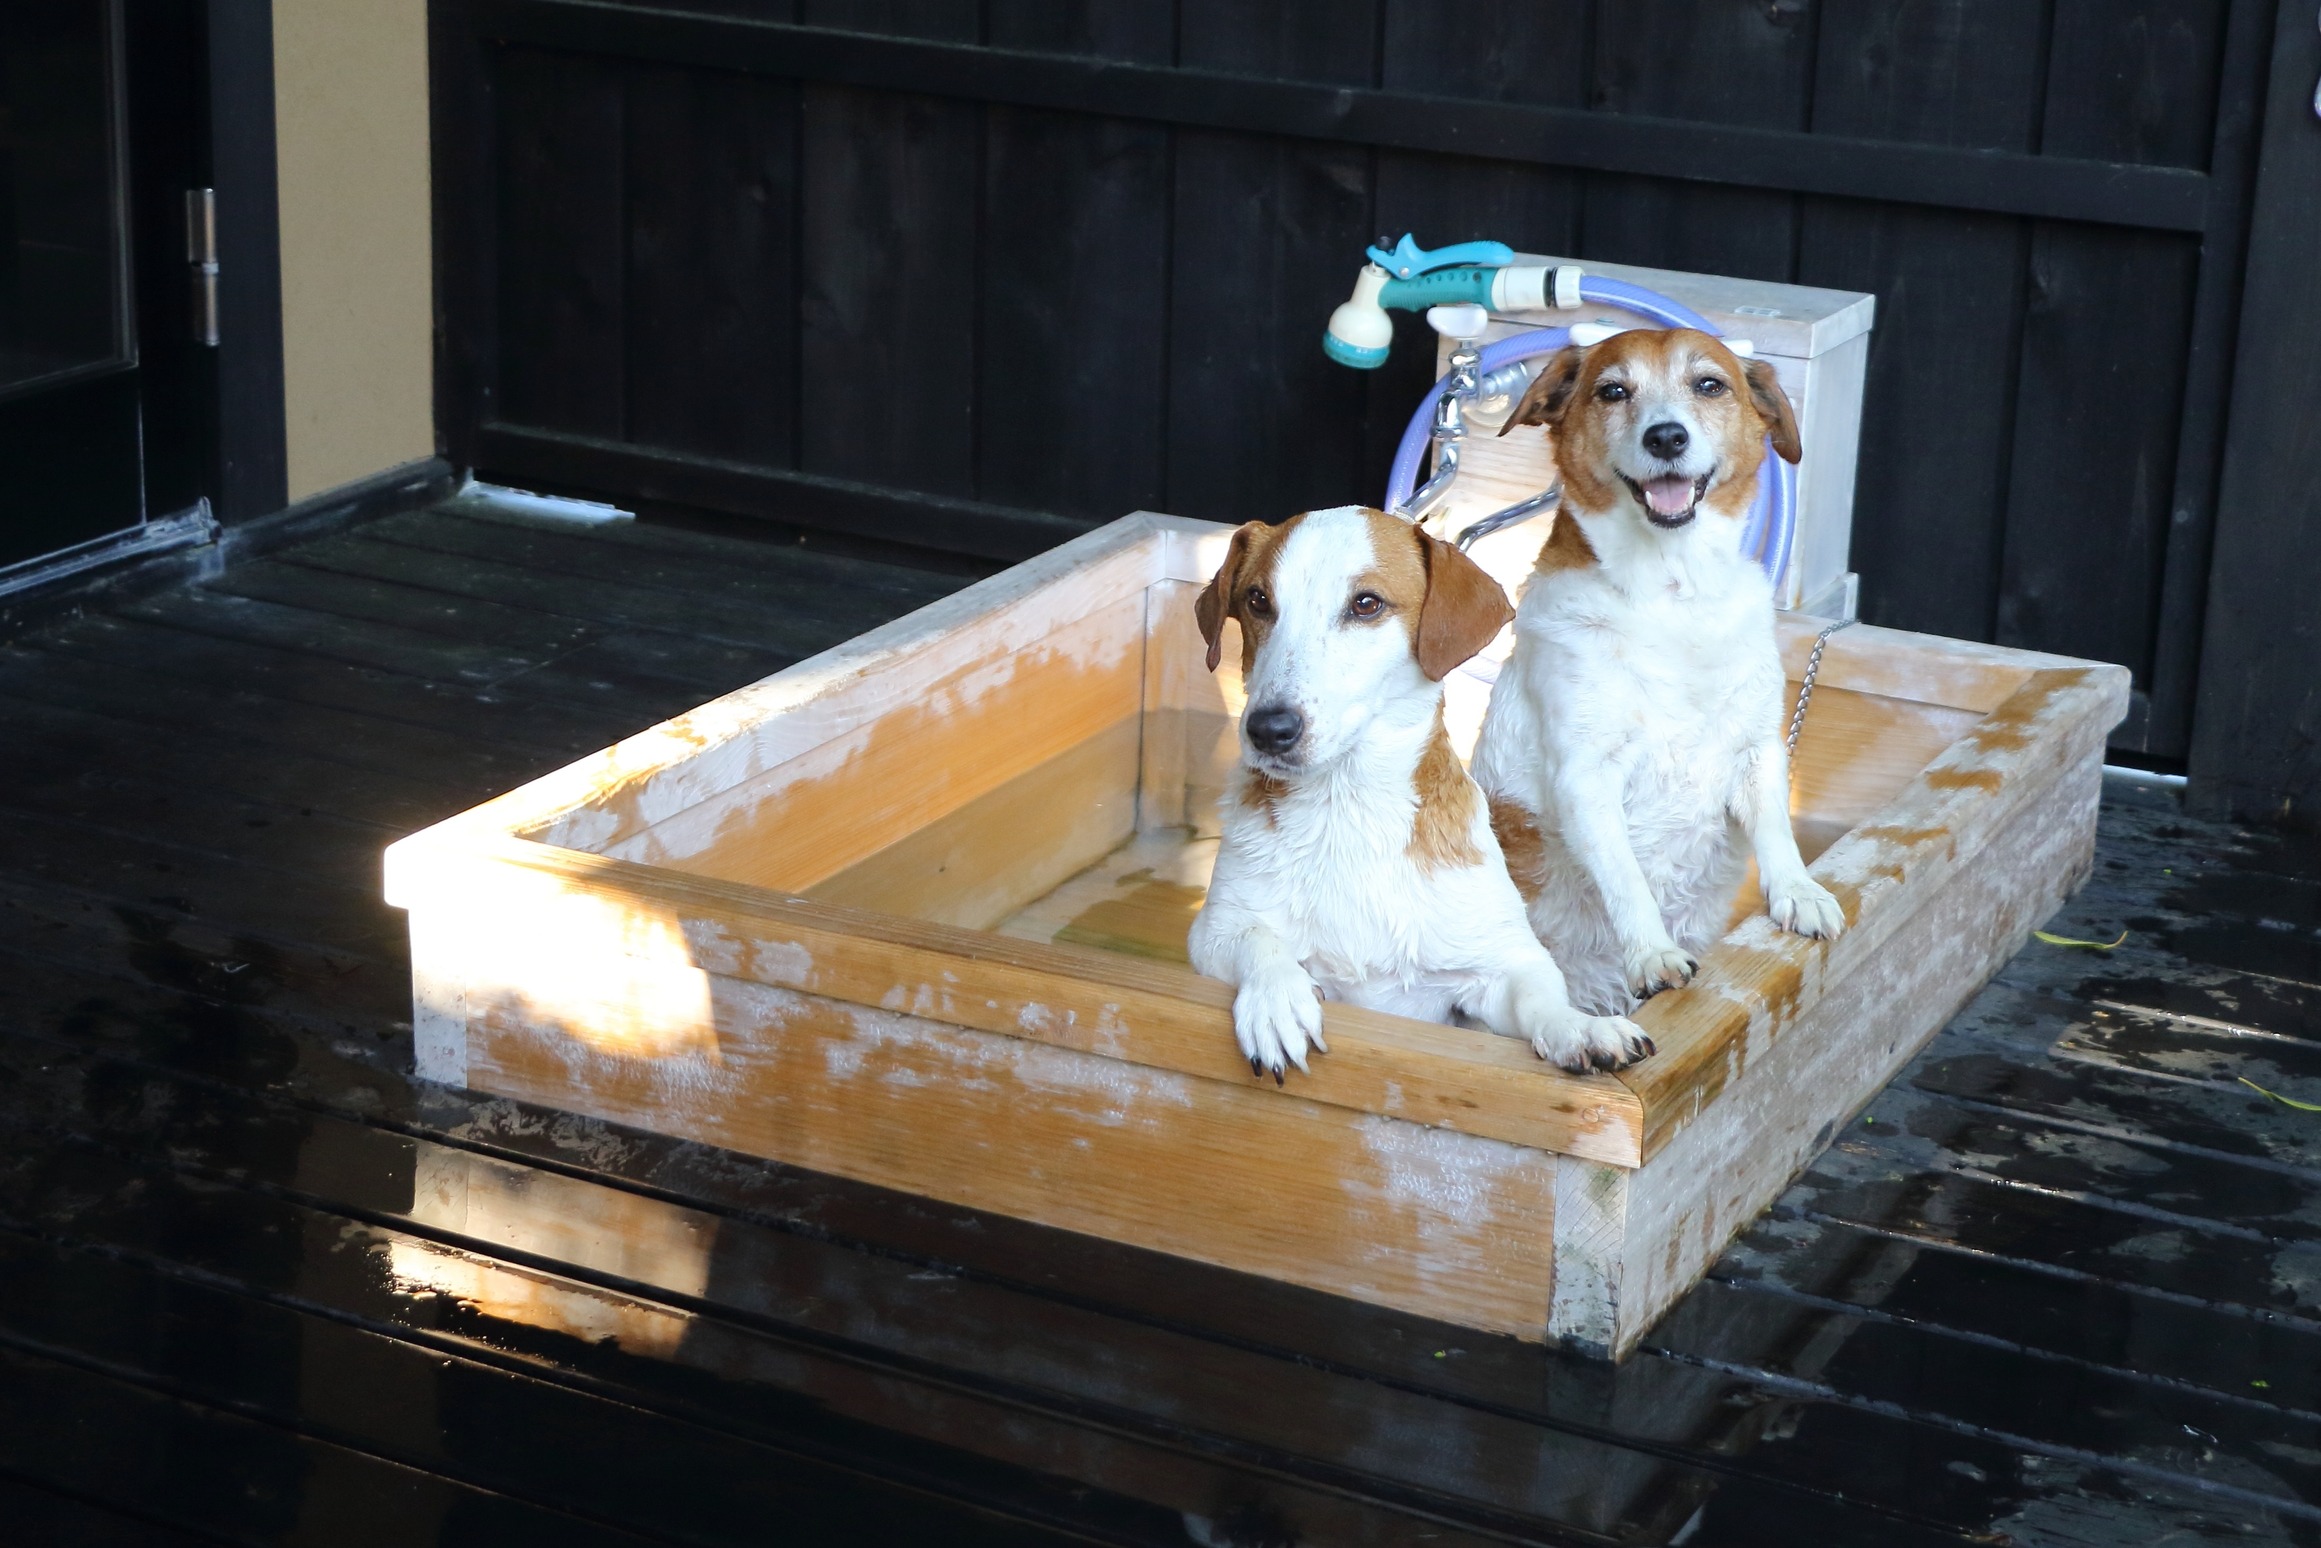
[273,0,436,500]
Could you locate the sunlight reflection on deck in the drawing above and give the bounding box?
[388,1146,716,1358]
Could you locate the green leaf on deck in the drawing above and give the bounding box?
[2032,928,2129,950]
[2239,1077,2321,1113]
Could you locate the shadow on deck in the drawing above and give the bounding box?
[0,496,2316,1546]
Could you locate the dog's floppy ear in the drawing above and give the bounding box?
[1498,346,1587,437]
[1743,357,1803,465]
[1195,521,1265,673]
[1414,527,1514,681]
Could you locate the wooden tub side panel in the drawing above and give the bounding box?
[1587,745,2107,1356]
[450,955,1563,1339]
[804,714,1145,930]
[386,835,1646,1166]
[385,516,1176,868]
[1137,575,1241,838]
[1774,612,2134,713]
[608,590,1150,888]
[780,520,1238,925]
[1785,683,1983,851]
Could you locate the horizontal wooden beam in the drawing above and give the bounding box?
[389,830,1650,1168]
[475,424,1094,563]
[474,0,2212,234]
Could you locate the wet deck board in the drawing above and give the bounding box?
[0,501,2314,1544]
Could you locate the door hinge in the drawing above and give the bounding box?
[185,188,219,347]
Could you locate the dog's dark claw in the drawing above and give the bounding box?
[1641,1036,1658,1057]
[1272,1066,1285,1086]
[1250,1057,1262,1077]
[1684,957,1699,976]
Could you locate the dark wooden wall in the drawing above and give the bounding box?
[2189,2,2321,824]
[432,0,2284,771]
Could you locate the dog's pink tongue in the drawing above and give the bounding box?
[1642,475,1696,516]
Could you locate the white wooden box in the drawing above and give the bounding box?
[1435,253,1874,616]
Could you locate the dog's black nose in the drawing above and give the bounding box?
[1641,421,1690,460]
[1245,704,1305,755]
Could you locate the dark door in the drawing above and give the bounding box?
[0,0,211,578]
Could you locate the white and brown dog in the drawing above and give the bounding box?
[1472,329,1844,1016]
[1187,505,1652,1080]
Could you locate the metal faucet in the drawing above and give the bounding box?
[1391,304,1563,548]
[1394,314,1485,525]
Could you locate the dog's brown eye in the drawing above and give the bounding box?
[1595,381,1628,403]
[1244,586,1272,617]
[1695,376,1727,396]
[1348,592,1385,620]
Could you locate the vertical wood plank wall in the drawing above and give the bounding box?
[434,0,2274,765]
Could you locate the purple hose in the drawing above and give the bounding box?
[1388,275,1798,590]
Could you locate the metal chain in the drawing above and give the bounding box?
[1785,616,1857,758]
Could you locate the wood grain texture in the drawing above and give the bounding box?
[460,965,1565,1340]
[619,593,1147,888]
[2188,0,2321,822]
[1164,127,1374,524]
[2139,0,2274,759]
[2044,0,2231,169]
[1582,0,1817,284]
[1798,203,2025,642]
[1790,0,2044,639]
[1785,684,1983,844]
[984,1,1172,62]
[1164,2,1378,524]
[977,105,1170,523]
[495,47,627,438]
[395,835,1648,1166]
[1996,222,2198,683]
[622,64,799,465]
[492,516,1172,855]
[805,712,1141,928]
[798,82,977,497]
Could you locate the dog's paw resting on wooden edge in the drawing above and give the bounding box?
[1184,506,1650,1081]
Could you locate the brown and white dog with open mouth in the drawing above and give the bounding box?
[1187,505,1651,1081]
[1470,329,1845,1016]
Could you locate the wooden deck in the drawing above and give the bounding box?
[0,497,2315,1545]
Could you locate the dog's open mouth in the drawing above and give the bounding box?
[1621,471,1711,529]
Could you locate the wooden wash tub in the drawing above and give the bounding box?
[384,513,2129,1358]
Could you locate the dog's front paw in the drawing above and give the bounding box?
[1624,943,1698,1000]
[1767,875,1845,940]
[1528,1010,1656,1074]
[1234,968,1325,1084]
